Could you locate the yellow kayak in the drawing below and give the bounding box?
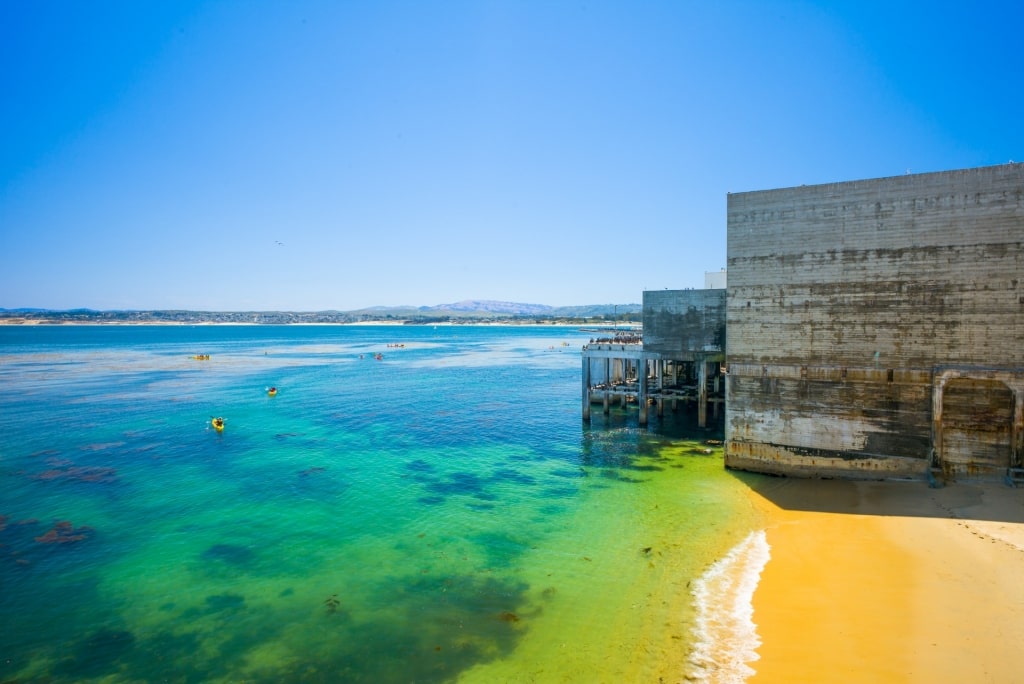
[211,417,225,431]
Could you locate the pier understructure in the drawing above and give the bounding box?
[581,335,725,427]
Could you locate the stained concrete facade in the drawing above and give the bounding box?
[724,163,1024,481]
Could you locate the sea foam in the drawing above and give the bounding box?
[687,530,771,683]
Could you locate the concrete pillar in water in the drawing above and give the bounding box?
[620,358,628,407]
[697,358,708,428]
[655,360,664,416]
[639,361,648,426]
[582,355,591,421]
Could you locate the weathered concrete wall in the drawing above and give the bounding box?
[642,289,726,355]
[725,163,1024,480]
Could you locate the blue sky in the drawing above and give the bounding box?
[2,1,1021,311]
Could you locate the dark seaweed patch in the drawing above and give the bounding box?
[179,592,246,620]
[418,495,447,506]
[599,469,646,483]
[120,630,207,681]
[202,543,254,566]
[540,485,579,498]
[425,471,488,498]
[55,628,136,678]
[5,542,532,684]
[204,593,246,613]
[405,459,435,473]
[490,468,536,485]
[471,531,531,568]
[550,468,586,479]
[622,463,664,472]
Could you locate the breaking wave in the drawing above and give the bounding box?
[687,530,771,683]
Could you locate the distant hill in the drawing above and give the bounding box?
[350,300,640,319]
[430,300,554,315]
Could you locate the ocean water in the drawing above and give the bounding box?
[0,325,767,683]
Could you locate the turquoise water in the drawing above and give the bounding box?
[0,325,762,683]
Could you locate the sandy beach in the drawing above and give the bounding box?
[741,477,1024,683]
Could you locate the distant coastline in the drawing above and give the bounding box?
[0,302,642,327]
[0,318,587,327]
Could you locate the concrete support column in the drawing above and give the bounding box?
[621,358,629,407]
[712,369,720,419]
[655,359,664,416]
[724,365,730,443]
[639,361,648,426]
[697,358,708,428]
[582,356,591,422]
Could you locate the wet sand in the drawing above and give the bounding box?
[744,478,1024,683]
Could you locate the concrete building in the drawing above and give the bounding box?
[724,163,1024,482]
[704,269,727,290]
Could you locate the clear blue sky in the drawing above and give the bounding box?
[2,1,1021,311]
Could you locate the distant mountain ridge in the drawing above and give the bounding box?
[429,300,553,315]
[354,300,641,318]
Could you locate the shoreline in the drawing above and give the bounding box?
[0,319,591,327]
[731,478,1024,682]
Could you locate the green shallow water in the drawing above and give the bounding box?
[0,325,765,682]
